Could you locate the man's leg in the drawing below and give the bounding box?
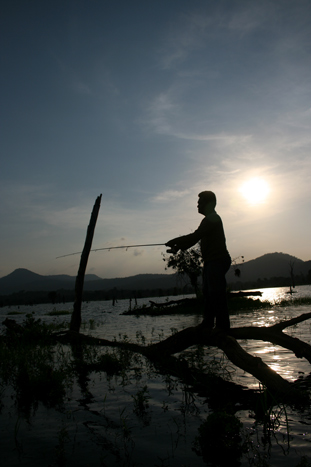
[202,264,215,328]
[203,258,231,330]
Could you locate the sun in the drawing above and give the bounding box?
[239,177,270,205]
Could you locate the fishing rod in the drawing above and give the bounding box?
[56,243,168,259]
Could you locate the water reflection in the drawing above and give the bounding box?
[255,345,279,354]
[251,310,279,327]
[249,284,311,304]
[254,345,295,379]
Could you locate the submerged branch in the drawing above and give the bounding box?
[229,312,311,363]
[216,333,302,401]
[272,312,311,331]
[4,310,311,403]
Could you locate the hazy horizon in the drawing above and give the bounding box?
[1,250,310,281]
[1,1,311,279]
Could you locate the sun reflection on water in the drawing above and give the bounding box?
[253,343,299,381]
[255,345,279,355]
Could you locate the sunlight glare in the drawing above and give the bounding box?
[239,177,270,205]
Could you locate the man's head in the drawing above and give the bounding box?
[198,191,216,215]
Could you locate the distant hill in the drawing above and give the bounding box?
[0,268,102,294]
[226,252,311,286]
[0,253,310,295]
[0,268,178,295]
[83,274,180,293]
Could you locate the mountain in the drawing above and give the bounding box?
[82,274,179,292]
[0,268,177,295]
[226,252,311,285]
[0,268,102,294]
[1,253,310,295]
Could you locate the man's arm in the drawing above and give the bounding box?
[166,231,202,252]
[166,216,211,252]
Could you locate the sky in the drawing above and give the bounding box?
[1,0,311,279]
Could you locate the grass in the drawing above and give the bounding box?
[193,411,244,466]
[7,311,26,316]
[229,297,271,313]
[45,309,71,316]
[0,314,142,416]
[0,314,71,415]
[277,297,311,307]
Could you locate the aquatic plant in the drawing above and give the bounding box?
[193,411,244,466]
[92,353,126,376]
[296,456,311,467]
[0,315,72,415]
[229,297,272,313]
[277,297,311,307]
[46,309,71,316]
[254,383,291,453]
[132,385,150,417]
[55,423,70,467]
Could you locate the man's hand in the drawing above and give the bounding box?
[165,238,181,254]
[166,246,179,254]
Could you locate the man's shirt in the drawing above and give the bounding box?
[176,211,230,262]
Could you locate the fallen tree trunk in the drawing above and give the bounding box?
[51,311,311,403]
[230,317,311,363]
[145,321,310,402]
[3,311,311,403]
[216,333,301,401]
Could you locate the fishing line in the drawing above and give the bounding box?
[56,243,166,259]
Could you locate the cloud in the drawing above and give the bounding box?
[228,3,274,35]
[73,80,92,95]
[146,89,252,143]
[0,182,97,236]
[151,189,190,203]
[157,12,212,69]
[0,183,49,218]
[146,91,178,135]
[157,3,279,70]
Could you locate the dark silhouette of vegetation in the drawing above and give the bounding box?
[0,284,196,307]
[193,411,244,466]
[163,248,246,299]
[48,291,58,304]
[231,255,245,278]
[163,246,203,297]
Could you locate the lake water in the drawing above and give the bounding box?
[1,285,311,466]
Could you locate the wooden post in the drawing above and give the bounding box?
[70,194,102,332]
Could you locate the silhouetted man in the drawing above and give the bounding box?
[166,191,231,330]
